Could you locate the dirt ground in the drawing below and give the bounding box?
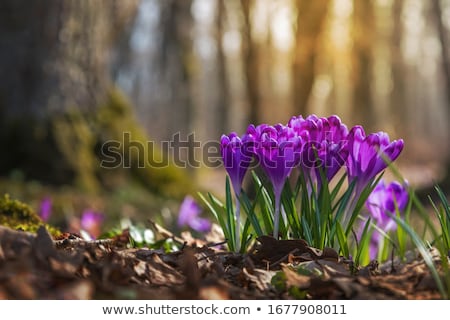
[0,225,446,299]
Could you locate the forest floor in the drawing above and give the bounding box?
[0,225,446,300]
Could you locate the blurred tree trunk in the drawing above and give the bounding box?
[0,0,138,189]
[240,0,261,125]
[0,0,138,118]
[352,0,375,128]
[432,0,450,189]
[215,0,230,135]
[432,0,450,107]
[154,0,194,138]
[154,0,196,175]
[390,0,407,132]
[292,0,329,116]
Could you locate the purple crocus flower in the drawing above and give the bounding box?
[366,180,409,226]
[250,124,303,237]
[365,180,409,259]
[288,115,318,182]
[177,195,211,233]
[81,209,105,239]
[39,197,52,222]
[220,132,254,197]
[346,126,404,194]
[289,115,348,187]
[220,132,254,250]
[319,115,349,181]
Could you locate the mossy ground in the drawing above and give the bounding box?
[0,194,60,236]
[0,177,188,238]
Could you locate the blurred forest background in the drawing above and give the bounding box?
[0,0,450,231]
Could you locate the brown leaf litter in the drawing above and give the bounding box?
[0,226,447,299]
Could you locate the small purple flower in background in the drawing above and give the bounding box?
[81,209,105,239]
[365,180,409,259]
[366,180,408,226]
[39,197,52,222]
[252,124,303,237]
[346,126,404,193]
[178,195,211,233]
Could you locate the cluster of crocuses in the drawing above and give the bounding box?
[220,114,405,250]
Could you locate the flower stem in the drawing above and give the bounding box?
[235,195,241,252]
[273,190,281,239]
[343,183,363,229]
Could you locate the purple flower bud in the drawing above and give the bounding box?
[39,197,52,222]
[178,195,211,233]
[81,210,105,239]
[366,180,408,228]
[346,126,404,189]
[220,132,255,196]
[253,124,303,197]
[314,115,349,182]
[288,115,348,185]
[221,130,257,250]
[251,124,304,237]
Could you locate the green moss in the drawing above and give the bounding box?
[45,87,194,197]
[0,194,60,235]
[95,88,193,197]
[51,109,100,193]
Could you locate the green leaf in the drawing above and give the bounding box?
[240,218,252,253]
[252,171,274,234]
[434,185,450,248]
[354,218,372,266]
[317,169,332,248]
[389,213,448,299]
[300,214,313,244]
[281,181,301,238]
[198,192,231,248]
[225,177,236,251]
[240,189,264,236]
[345,174,383,236]
[336,221,349,258]
[429,194,450,250]
[330,172,347,202]
[332,179,356,222]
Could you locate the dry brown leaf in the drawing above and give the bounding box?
[242,267,276,291]
[199,285,229,299]
[282,265,311,289]
[252,236,339,267]
[146,253,185,286]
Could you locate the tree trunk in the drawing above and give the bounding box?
[292,0,329,116]
[390,0,407,133]
[432,0,450,108]
[156,0,194,138]
[240,0,261,125]
[352,0,375,128]
[215,0,230,135]
[432,0,450,190]
[0,0,192,196]
[0,0,138,118]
